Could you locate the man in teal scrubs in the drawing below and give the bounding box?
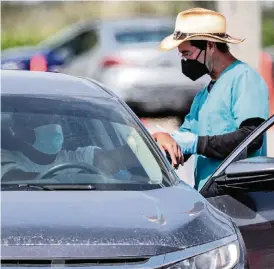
[153,8,269,190]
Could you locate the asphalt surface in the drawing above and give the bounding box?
[142,117,274,188]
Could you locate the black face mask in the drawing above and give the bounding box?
[181,49,209,81]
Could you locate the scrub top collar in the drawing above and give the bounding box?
[207,60,242,93]
[220,60,242,77]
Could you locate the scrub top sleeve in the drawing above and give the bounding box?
[178,112,192,133]
[232,70,269,128]
[171,108,193,149]
[176,90,204,134]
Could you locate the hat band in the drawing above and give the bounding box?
[173,31,230,40]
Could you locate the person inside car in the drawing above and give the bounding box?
[1,114,135,181]
[152,8,269,190]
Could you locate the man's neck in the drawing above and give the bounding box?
[210,53,238,81]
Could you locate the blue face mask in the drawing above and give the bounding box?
[33,124,64,155]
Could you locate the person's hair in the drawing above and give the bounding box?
[190,40,229,53]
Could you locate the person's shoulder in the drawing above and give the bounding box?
[233,61,264,81]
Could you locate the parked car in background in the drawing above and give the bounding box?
[1,16,174,74]
[1,70,248,269]
[100,42,210,119]
[1,20,98,72]
[61,16,174,80]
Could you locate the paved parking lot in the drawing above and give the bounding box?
[142,117,274,187]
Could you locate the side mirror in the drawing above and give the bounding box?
[215,157,274,190]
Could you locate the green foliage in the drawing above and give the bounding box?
[1,2,274,51]
[262,18,274,47]
[1,34,43,50]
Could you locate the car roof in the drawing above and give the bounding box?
[42,16,174,39]
[101,16,174,28]
[35,16,173,50]
[1,70,113,98]
[71,16,174,29]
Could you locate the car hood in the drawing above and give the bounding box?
[1,183,235,259]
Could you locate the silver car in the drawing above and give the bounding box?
[61,16,175,80]
[100,42,210,118]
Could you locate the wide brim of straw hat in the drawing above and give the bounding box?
[159,33,245,51]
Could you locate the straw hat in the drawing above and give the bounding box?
[159,8,245,51]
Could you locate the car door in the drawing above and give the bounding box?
[200,115,274,269]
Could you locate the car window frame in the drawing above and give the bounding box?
[200,115,274,194]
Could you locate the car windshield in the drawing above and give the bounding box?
[115,29,172,44]
[1,95,171,190]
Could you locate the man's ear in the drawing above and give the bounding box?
[207,41,216,56]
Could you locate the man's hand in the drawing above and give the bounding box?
[152,132,184,169]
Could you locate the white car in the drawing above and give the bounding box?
[61,16,175,81]
[100,43,210,119]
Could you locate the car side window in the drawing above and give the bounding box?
[72,30,98,56]
[55,29,98,61]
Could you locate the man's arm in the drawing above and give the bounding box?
[178,112,192,133]
[176,113,193,162]
[171,69,269,161]
[197,117,265,160]
[197,69,269,159]
[153,90,205,166]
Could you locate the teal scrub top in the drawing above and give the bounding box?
[176,60,269,190]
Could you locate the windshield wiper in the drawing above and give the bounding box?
[1,184,96,191]
[43,184,96,190]
[1,184,54,191]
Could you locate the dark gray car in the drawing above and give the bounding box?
[200,114,274,269]
[1,70,248,269]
